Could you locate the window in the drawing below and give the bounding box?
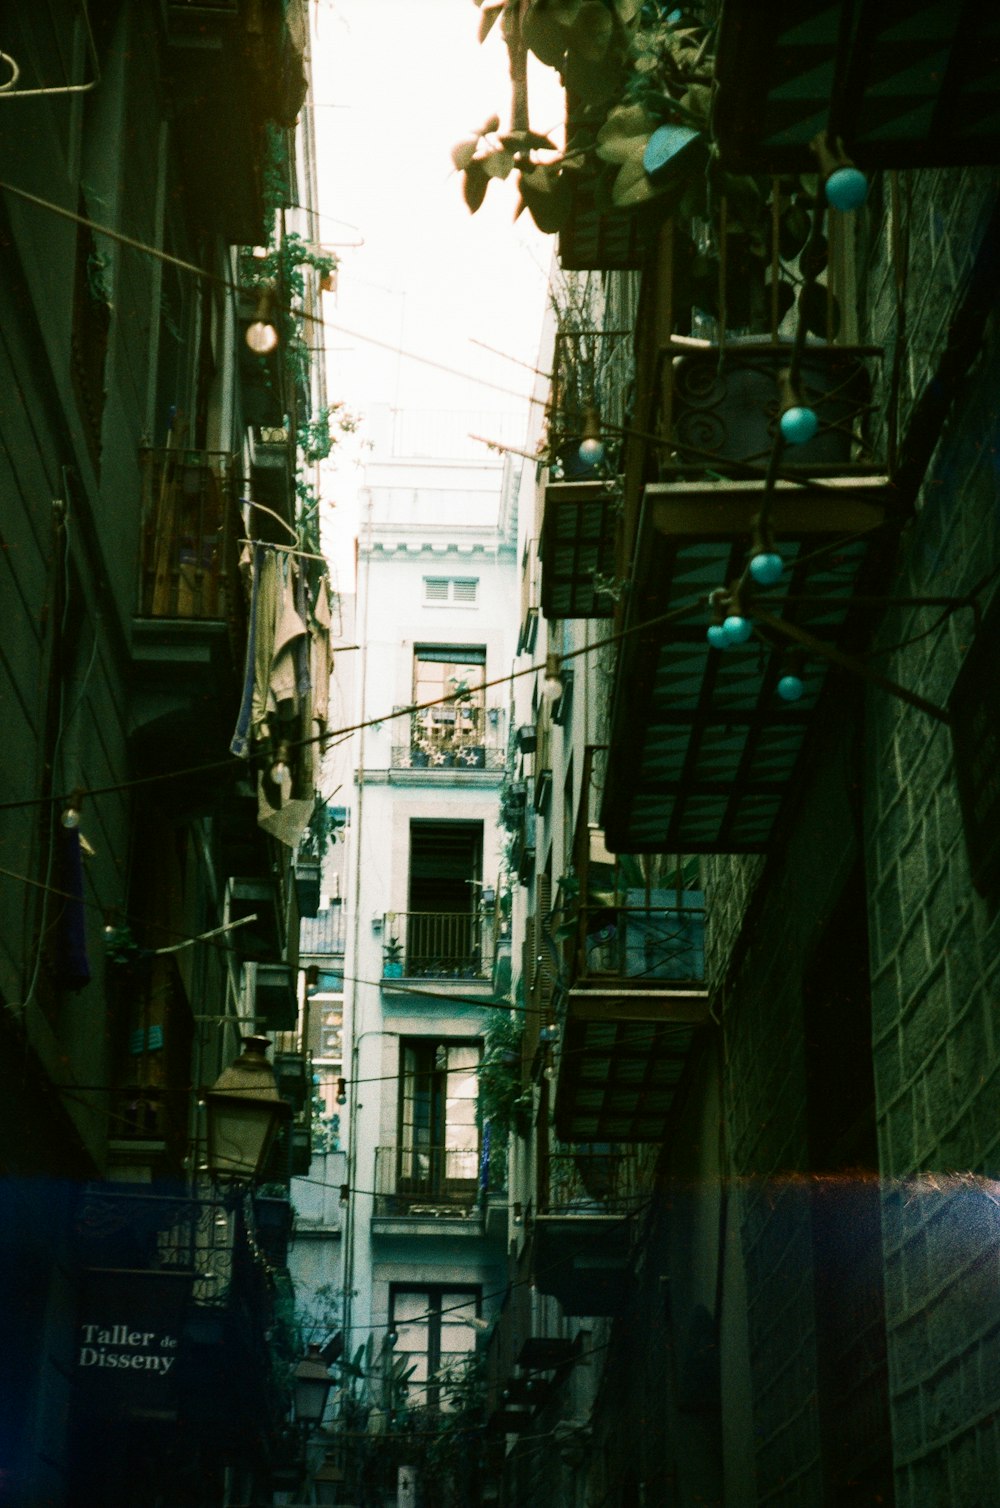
[398,1038,481,1201]
[411,647,486,762]
[390,1286,481,1408]
[424,577,478,605]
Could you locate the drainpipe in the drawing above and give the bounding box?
[342,491,374,1347]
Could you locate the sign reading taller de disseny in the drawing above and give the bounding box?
[76,1269,193,1419]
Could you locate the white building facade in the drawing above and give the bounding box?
[336,437,518,1416]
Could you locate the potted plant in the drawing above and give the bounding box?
[383,937,405,978]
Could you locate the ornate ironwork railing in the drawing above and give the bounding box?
[74,1185,268,1308]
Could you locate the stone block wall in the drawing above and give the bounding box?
[704,165,1000,1502]
[865,272,1000,1505]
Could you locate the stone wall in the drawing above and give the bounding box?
[704,164,1000,1503]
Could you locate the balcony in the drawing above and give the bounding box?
[540,331,632,619]
[551,749,710,1143]
[601,339,897,855]
[372,1145,483,1234]
[713,0,1000,174]
[165,1,306,243]
[485,1249,579,1432]
[382,911,496,981]
[131,449,246,797]
[532,1148,653,1315]
[391,707,505,772]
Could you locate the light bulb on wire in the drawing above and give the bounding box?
[748,517,783,587]
[777,367,818,446]
[776,651,806,703]
[721,583,753,645]
[780,406,819,446]
[577,407,605,468]
[61,788,84,829]
[245,286,279,354]
[825,166,868,213]
[749,551,783,586]
[811,131,868,213]
[541,653,564,704]
[269,741,291,793]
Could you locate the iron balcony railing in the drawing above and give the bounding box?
[391,706,505,771]
[382,911,496,979]
[537,1146,654,1218]
[373,1144,482,1217]
[74,1186,268,1309]
[548,329,634,475]
[577,897,706,984]
[139,449,241,623]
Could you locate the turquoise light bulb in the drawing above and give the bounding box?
[780,405,819,445]
[825,166,868,212]
[706,623,729,649]
[577,436,605,466]
[749,552,783,587]
[722,614,753,645]
[777,673,804,702]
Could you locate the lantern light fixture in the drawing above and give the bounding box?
[204,1035,290,1182]
[292,1342,334,1428]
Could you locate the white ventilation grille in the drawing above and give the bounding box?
[423,577,478,604]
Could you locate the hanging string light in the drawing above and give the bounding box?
[811,131,868,213]
[777,367,819,446]
[577,406,605,468]
[60,787,84,829]
[748,518,783,587]
[776,651,807,703]
[540,653,564,704]
[245,285,279,354]
[721,583,754,646]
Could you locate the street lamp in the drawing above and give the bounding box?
[204,1035,290,1181]
[312,1449,345,1504]
[293,1342,334,1429]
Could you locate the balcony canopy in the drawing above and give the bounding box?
[713,0,1000,172]
[541,482,619,619]
[600,475,893,853]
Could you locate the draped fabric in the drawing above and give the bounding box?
[230,543,333,847]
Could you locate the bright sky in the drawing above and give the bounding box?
[309,0,563,572]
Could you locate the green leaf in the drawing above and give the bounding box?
[519,165,573,233]
[522,5,568,66]
[463,162,489,213]
[571,2,613,60]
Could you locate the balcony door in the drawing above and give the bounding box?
[406,821,482,976]
[411,645,485,763]
[397,1039,481,1205]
